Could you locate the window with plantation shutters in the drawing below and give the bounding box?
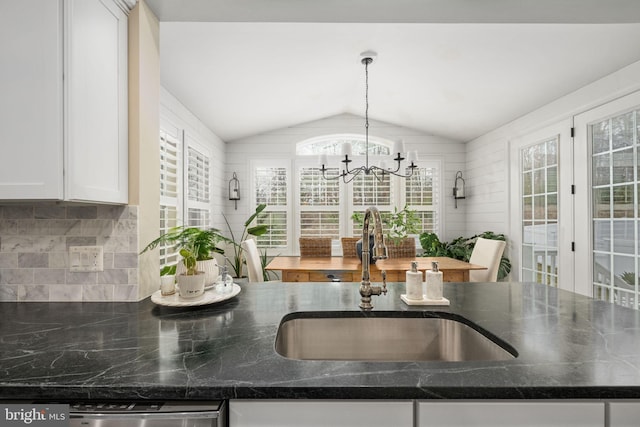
[299,167,340,239]
[158,117,214,266]
[287,135,441,255]
[186,140,212,228]
[253,160,289,247]
[159,127,181,267]
[405,166,438,233]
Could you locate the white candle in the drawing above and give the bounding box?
[379,160,388,171]
[392,140,405,156]
[407,151,418,164]
[319,154,328,167]
[341,143,353,157]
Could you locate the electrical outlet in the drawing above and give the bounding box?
[69,246,104,272]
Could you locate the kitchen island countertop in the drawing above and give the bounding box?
[1,281,640,401]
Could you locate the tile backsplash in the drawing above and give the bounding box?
[0,204,138,302]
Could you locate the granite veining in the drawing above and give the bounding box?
[1,281,640,401]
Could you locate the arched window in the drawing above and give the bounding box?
[296,134,392,156]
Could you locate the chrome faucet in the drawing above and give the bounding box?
[359,206,388,310]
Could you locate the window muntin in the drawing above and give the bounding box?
[521,137,559,287]
[591,109,639,309]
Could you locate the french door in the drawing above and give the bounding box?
[574,91,640,308]
[509,120,574,291]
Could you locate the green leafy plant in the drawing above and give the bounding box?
[179,248,198,275]
[160,264,177,276]
[141,226,228,276]
[384,205,421,244]
[419,231,511,281]
[260,247,280,281]
[620,271,638,287]
[222,203,270,278]
[351,205,421,243]
[140,226,226,261]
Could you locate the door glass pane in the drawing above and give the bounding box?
[612,112,634,150]
[612,149,634,184]
[592,119,610,154]
[593,220,611,252]
[593,188,611,218]
[590,108,639,309]
[520,137,559,287]
[593,153,611,186]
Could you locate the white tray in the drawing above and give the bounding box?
[401,294,450,306]
[151,284,241,307]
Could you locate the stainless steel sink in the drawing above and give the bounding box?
[275,312,517,362]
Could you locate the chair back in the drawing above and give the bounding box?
[299,237,332,257]
[241,239,263,283]
[468,237,507,282]
[386,237,417,258]
[341,237,361,258]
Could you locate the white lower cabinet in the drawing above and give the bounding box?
[609,401,640,427]
[229,400,413,427]
[417,401,604,427]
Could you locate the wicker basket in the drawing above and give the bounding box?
[299,237,332,257]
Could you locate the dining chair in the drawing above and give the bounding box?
[299,237,332,257]
[341,237,361,258]
[241,239,266,283]
[468,237,507,282]
[386,237,417,258]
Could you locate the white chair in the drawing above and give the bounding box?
[241,239,264,283]
[468,237,507,282]
[241,239,282,283]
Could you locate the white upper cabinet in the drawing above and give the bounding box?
[0,0,128,204]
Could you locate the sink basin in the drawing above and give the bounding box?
[275,312,517,362]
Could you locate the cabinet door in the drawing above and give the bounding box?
[65,0,128,203]
[418,401,604,427]
[609,401,640,427]
[230,400,413,427]
[0,0,64,199]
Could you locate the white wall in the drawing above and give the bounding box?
[225,113,466,243]
[465,59,640,274]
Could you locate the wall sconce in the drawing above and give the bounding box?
[229,172,240,210]
[453,171,466,209]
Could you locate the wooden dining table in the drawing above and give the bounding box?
[265,256,486,282]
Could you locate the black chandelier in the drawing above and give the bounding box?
[319,51,418,183]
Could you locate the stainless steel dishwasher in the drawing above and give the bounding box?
[68,401,227,427]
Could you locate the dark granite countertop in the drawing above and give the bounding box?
[1,281,640,401]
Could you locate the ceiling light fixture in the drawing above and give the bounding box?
[319,51,418,183]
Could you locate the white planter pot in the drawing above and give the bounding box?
[176,258,219,286]
[176,272,205,298]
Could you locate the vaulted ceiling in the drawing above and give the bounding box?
[147,0,640,142]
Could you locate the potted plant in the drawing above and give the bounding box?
[351,205,421,261]
[419,231,512,280]
[174,246,206,298]
[222,204,269,278]
[140,226,226,286]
